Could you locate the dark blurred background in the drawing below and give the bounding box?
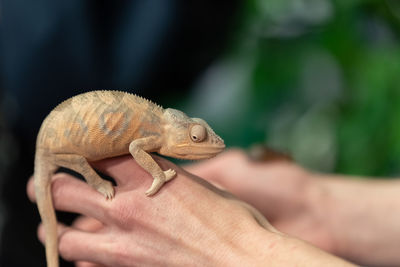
[1,0,400,266]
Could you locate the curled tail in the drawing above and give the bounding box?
[34,149,59,267]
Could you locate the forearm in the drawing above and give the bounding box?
[311,173,400,266]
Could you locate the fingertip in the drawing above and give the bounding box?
[73,216,103,232]
[26,176,36,202]
[37,223,45,244]
[37,222,69,244]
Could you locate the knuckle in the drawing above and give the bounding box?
[106,196,146,227]
[109,242,135,266]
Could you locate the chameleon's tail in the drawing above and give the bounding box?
[34,149,59,267]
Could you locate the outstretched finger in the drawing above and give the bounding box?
[27,174,113,223]
[91,154,176,193]
[91,155,153,190]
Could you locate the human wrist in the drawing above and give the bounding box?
[276,235,355,266]
[217,214,353,267]
[237,225,353,266]
[301,171,342,253]
[308,174,375,260]
[309,175,400,265]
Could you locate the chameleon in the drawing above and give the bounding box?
[34,90,225,267]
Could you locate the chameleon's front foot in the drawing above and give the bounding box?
[93,180,115,200]
[145,169,176,196]
[164,168,176,181]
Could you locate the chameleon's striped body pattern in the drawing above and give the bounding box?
[34,90,225,267]
[37,91,163,160]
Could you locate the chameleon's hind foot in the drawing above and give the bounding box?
[145,176,166,196]
[94,180,115,200]
[164,169,176,181]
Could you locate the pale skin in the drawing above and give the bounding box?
[34,91,225,267]
[28,154,353,267]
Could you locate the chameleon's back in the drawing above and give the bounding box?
[36,90,163,160]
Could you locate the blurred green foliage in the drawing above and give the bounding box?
[185,0,400,177]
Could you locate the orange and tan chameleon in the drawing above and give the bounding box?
[34,90,225,267]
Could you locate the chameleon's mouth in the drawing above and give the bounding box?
[174,143,225,160]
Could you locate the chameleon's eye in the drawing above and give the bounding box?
[190,124,207,142]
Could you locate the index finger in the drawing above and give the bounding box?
[90,154,175,191]
[90,155,150,189]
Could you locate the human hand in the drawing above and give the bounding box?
[27,154,352,266]
[27,155,279,266]
[185,149,336,253]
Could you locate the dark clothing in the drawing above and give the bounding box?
[0,1,238,266]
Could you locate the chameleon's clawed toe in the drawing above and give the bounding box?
[94,180,115,200]
[164,169,176,181]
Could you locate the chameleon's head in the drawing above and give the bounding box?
[159,108,225,160]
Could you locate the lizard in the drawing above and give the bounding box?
[34,90,225,267]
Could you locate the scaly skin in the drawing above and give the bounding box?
[34,90,225,267]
